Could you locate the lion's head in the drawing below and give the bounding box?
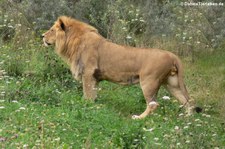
[42,25,56,46]
[42,16,98,46]
[42,18,66,47]
[42,16,98,60]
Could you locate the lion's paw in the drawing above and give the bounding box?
[132,115,141,120]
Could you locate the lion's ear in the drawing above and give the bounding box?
[58,18,66,31]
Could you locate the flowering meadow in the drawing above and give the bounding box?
[0,43,224,148]
[1,0,225,148]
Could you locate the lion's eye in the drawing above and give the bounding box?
[51,29,54,32]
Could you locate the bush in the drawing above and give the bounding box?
[0,0,225,56]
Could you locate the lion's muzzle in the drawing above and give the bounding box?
[43,38,51,47]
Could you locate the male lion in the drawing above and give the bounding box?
[42,16,201,119]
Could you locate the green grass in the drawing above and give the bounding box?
[0,43,225,148]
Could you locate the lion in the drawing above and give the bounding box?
[42,16,201,119]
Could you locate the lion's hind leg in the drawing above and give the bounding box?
[132,78,160,119]
[166,75,194,115]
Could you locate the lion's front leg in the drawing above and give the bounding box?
[82,75,97,101]
[132,78,160,119]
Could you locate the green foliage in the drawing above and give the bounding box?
[1,0,225,56]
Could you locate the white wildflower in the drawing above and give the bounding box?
[162,96,170,100]
[12,100,18,103]
[163,117,168,121]
[23,144,28,148]
[54,137,60,141]
[0,106,5,109]
[179,113,184,116]
[19,107,26,110]
[154,143,161,146]
[174,126,179,130]
[8,25,13,28]
[184,126,189,129]
[178,104,184,108]
[185,140,190,143]
[163,134,169,138]
[143,127,154,132]
[205,114,211,118]
[154,137,159,141]
[195,119,200,122]
[126,35,132,39]
[55,89,61,94]
[196,124,202,127]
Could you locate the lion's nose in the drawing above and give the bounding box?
[41,34,45,38]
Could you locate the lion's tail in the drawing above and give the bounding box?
[175,57,203,113]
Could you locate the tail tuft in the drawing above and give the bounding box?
[194,107,202,113]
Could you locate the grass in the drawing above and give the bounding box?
[0,43,225,148]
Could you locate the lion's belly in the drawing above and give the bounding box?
[117,74,140,85]
[97,70,140,85]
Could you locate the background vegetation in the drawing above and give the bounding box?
[0,0,225,148]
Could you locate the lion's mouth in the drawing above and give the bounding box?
[43,39,52,47]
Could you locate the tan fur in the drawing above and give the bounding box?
[42,16,196,119]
